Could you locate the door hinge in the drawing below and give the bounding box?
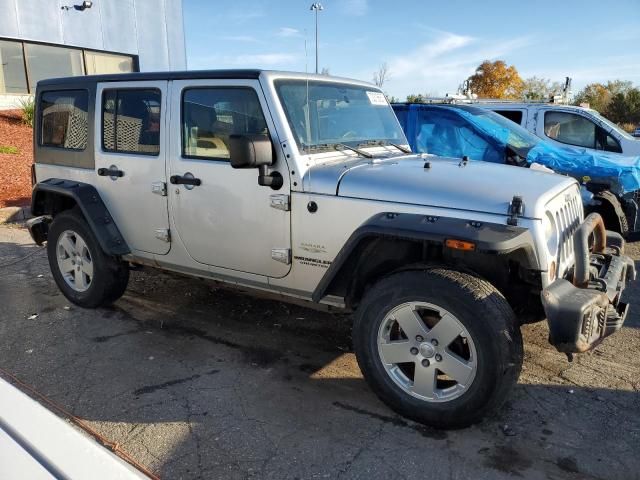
[270,194,290,211]
[155,229,171,242]
[507,195,525,226]
[151,181,167,196]
[271,248,291,265]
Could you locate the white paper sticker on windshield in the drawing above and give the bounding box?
[366,91,388,106]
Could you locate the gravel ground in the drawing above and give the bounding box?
[0,110,33,208]
[1,224,639,479]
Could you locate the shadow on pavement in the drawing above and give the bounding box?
[1,238,639,479]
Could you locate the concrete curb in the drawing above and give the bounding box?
[0,206,32,224]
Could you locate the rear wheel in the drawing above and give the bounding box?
[47,209,129,308]
[353,268,523,429]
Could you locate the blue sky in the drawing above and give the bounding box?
[184,0,640,98]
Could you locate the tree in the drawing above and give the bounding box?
[522,76,563,101]
[573,83,611,112]
[466,60,524,99]
[406,93,426,103]
[373,63,390,89]
[573,81,640,125]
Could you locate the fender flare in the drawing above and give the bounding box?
[31,178,130,256]
[311,212,539,303]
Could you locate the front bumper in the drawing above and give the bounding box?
[541,213,636,353]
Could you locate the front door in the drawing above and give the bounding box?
[94,81,170,255]
[168,79,291,278]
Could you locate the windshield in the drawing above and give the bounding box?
[589,109,636,141]
[462,107,541,151]
[275,79,408,152]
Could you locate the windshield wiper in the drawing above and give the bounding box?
[334,143,373,158]
[301,142,372,158]
[357,140,411,154]
[387,142,411,154]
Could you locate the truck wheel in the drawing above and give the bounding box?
[47,208,129,308]
[353,268,523,429]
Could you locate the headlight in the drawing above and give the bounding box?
[544,211,559,256]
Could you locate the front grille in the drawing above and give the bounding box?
[549,188,583,278]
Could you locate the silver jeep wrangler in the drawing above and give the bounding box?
[28,70,635,428]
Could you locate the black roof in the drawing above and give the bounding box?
[37,69,263,87]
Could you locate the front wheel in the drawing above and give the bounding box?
[353,268,523,429]
[47,208,130,308]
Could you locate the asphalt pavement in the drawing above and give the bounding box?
[1,224,639,480]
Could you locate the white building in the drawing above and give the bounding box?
[0,0,186,108]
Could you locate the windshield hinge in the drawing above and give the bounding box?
[271,248,291,265]
[270,194,290,211]
[507,196,525,226]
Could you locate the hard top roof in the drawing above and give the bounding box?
[36,69,377,89]
[37,69,263,87]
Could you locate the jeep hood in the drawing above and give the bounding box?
[303,155,576,219]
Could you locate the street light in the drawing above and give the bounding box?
[310,3,323,74]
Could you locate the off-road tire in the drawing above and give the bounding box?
[47,208,129,308]
[353,268,523,429]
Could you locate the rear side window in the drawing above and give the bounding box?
[181,87,268,160]
[102,89,161,155]
[494,110,523,125]
[40,90,89,150]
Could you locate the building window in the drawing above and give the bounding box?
[84,51,134,75]
[182,88,268,160]
[0,40,28,94]
[0,37,138,94]
[102,89,161,155]
[40,90,89,150]
[25,44,85,92]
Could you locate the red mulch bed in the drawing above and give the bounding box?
[0,109,33,208]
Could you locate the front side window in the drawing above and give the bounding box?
[544,111,596,148]
[415,109,502,162]
[102,89,161,155]
[40,90,88,150]
[182,88,268,160]
[275,80,406,152]
[25,44,85,92]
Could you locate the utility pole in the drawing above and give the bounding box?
[310,3,323,74]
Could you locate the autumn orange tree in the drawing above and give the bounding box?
[466,60,524,99]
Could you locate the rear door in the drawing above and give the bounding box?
[94,81,170,255]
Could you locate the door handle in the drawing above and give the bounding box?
[97,167,124,178]
[170,175,201,187]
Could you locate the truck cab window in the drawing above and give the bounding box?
[544,111,596,149]
[494,110,523,125]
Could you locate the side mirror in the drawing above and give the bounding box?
[227,133,283,189]
[228,134,274,169]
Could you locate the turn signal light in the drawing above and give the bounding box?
[445,239,476,251]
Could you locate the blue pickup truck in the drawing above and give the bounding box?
[392,103,640,236]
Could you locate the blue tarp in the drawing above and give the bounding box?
[398,104,640,195]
